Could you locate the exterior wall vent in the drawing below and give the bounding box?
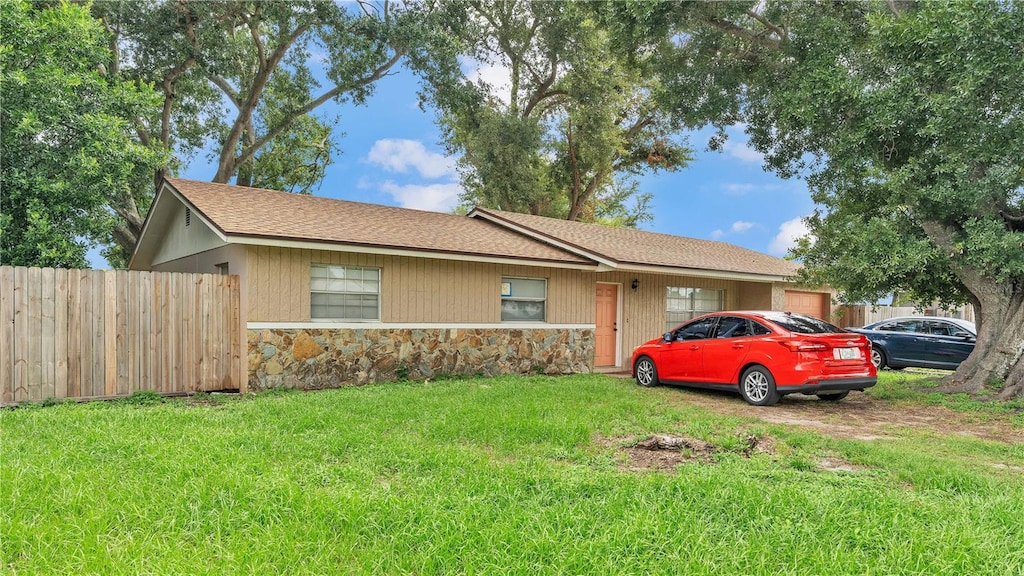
[185,207,191,227]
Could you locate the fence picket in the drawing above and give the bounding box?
[27,267,42,402]
[41,267,55,400]
[67,271,81,397]
[54,268,68,399]
[0,267,14,403]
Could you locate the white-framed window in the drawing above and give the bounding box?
[501,277,546,322]
[666,286,723,332]
[311,265,380,321]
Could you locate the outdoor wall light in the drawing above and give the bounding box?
[631,278,640,291]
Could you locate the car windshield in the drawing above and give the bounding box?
[764,313,843,334]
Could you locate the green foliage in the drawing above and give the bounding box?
[120,390,164,406]
[79,0,458,258]
[0,0,166,267]
[612,1,1024,392]
[2,375,1023,573]
[637,1,1024,309]
[427,1,690,225]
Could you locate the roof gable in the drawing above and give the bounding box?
[135,179,592,266]
[469,207,800,279]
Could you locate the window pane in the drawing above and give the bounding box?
[503,277,545,300]
[765,313,842,334]
[665,286,723,331]
[310,265,380,320]
[716,317,748,338]
[501,300,545,322]
[676,318,716,340]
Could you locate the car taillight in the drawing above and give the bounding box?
[780,340,829,352]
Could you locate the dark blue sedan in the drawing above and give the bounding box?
[846,316,976,370]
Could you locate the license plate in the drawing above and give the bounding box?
[834,347,861,360]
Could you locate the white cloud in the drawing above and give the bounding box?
[731,221,756,233]
[460,56,512,107]
[722,183,757,195]
[378,181,462,212]
[720,124,765,164]
[710,229,725,240]
[722,139,765,164]
[365,139,456,179]
[769,216,812,256]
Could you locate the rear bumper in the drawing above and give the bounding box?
[777,376,877,395]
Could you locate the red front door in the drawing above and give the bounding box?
[595,283,618,367]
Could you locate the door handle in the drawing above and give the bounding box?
[732,344,745,349]
[689,345,700,351]
[613,322,617,332]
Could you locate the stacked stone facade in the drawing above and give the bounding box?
[248,327,595,390]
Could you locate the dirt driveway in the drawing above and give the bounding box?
[663,387,1024,445]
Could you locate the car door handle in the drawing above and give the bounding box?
[689,345,700,351]
[732,344,745,349]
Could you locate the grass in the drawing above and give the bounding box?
[869,369,1024,417]
[2,373,1023,575]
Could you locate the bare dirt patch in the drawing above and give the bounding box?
[672,389,1024,444]
[611,433,776,471]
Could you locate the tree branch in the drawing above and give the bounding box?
[214,22,312,182]
[744,9,787,41]
[228,49,404,176]
[701,16,781,51]
[209,75,242,108]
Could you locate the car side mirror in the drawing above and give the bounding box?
[952,331,975,342]
[663,332,674,342]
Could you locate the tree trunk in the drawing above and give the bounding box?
[943,285,1024,400]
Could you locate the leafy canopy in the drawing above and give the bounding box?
[630,0,1024,308]
[0,0,166,268]
[427,0,691,226]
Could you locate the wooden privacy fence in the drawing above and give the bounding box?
[0,267,244,405]
[839,303,975,328]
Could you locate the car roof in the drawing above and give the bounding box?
[695,310,824,322]
[865,316,976,332]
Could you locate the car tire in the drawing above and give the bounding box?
[870,347,887,370]
[634,356,659,387]
[739,366,780,406]
[816,391,849,401]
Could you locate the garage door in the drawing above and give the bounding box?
[784,291,828,320]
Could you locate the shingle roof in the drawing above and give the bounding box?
[471,207,800,278]
[163,179,592,265]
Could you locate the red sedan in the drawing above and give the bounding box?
[631,311,876,406]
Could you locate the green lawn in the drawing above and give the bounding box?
[2,373,1023,575]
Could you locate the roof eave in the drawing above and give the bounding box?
[223,234,600,271]
[468,208,619,268]
[605,261,799,283]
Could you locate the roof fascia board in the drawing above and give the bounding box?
[228,235,599,271]
[468,209,619,268]
[603,262,795,283]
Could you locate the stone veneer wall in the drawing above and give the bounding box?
[248,327,595,390]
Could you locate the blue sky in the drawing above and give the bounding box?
[98,62,814,267]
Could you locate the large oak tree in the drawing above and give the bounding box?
[425,0,691,226]
[618,0,1024,398]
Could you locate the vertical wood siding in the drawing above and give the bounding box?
[595,272,746,368]
[0,267,243,405]
[245,246,597,324]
